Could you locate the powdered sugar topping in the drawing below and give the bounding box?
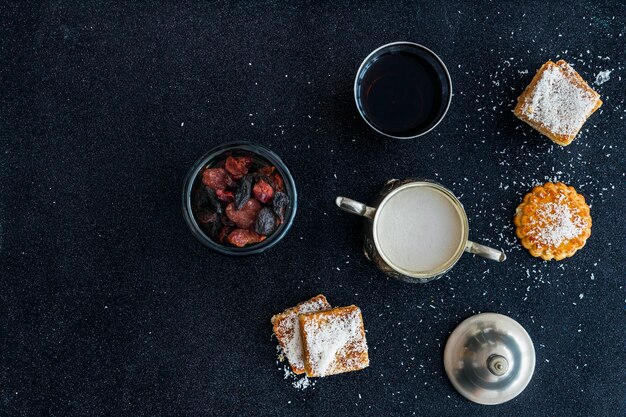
[301,306,368,377]
[527,193,589,248]
[526,63,599,135]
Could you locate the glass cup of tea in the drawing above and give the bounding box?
[354,42,452,139]
[336,179,505,283]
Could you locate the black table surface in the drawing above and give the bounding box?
[2,1,625,416]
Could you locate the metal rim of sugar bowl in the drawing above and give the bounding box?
[370,180,469,281]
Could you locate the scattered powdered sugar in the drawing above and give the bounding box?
[291,375,312,390]
[301,306,368,377]
[525,62,599,135]
[276,344,285,362]
[526,193,589,247]
[594,69,612,85]
[278,363,316,391]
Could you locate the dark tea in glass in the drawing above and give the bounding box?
[355,42,451,139]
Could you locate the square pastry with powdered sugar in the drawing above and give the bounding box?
[299,305,369,377]
[514,60,602,146]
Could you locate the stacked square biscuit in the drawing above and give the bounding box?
[271,295,369,377]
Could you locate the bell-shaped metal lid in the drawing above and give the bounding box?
[443,313,535,405]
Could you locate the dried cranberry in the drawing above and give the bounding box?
[258,165,276,176]
[253,178,274,203]
[193,186,209,209]
[204,219,221,238]
[227,229,266,247]
[216,189,234,203]
[225,156,252,179]
[255,207,277,235]
[235,175,253,210]
[194,186,220,212]
[221,215,235,227]
[196,210,221,237]
[226,199,262,229]
[202,168,235,191]
[197,209,218,224]
[272,191,289,222]
[205,187,223,214]
[217,225,233,243]
[273,173,285,191]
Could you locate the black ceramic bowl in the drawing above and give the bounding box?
[182,142,297,255]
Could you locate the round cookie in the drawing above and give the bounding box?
[514,182,591,261]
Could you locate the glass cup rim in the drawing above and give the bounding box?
[181,141,297,255]
[372,182,469,278]
[353,41,453,140]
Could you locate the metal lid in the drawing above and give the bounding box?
[443,313,536,405]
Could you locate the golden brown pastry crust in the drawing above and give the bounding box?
[514,182,591,260]
[513,60,602,146]
[299,305,369,377]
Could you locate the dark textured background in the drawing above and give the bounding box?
[1,1,625,416]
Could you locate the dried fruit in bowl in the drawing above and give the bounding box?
[227,229,266,247]
[217,225,233,243]
[192,151,291,248]
[273,173,284,191]
[226,199,262,229]
[255,207,277,235]
[235,175,253,210]
[202,168,235,191]
[273,191,289,222]
[253,177,274,203]
[225,155,252,179]
[215,189,234,203]
[258,165,276,176]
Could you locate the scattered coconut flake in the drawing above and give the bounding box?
[594,70,612,85]
[292,375,312,390]
[279,364,316,390]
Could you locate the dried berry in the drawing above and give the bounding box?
[202,168,235,191]
[225,156,253,179]
[217,225,233,243]
[227,229,266,247]
[258,165,276,176]
[272,191,289,222]
[194,152,289,247]
[273,173,285,191]
[193,186,210,209]
[226,199,262,229]
[205,187,223,214]
[220,215,235,227]
[216,189,234,203]
[196,209,221,237]
[204,219,221,238]
[255,207,277,235]
[197,209,218,224]
[235,174,253,210]
[253,177,274,203]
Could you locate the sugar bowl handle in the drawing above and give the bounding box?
[335,197,377,220]
[465,240,506,262]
